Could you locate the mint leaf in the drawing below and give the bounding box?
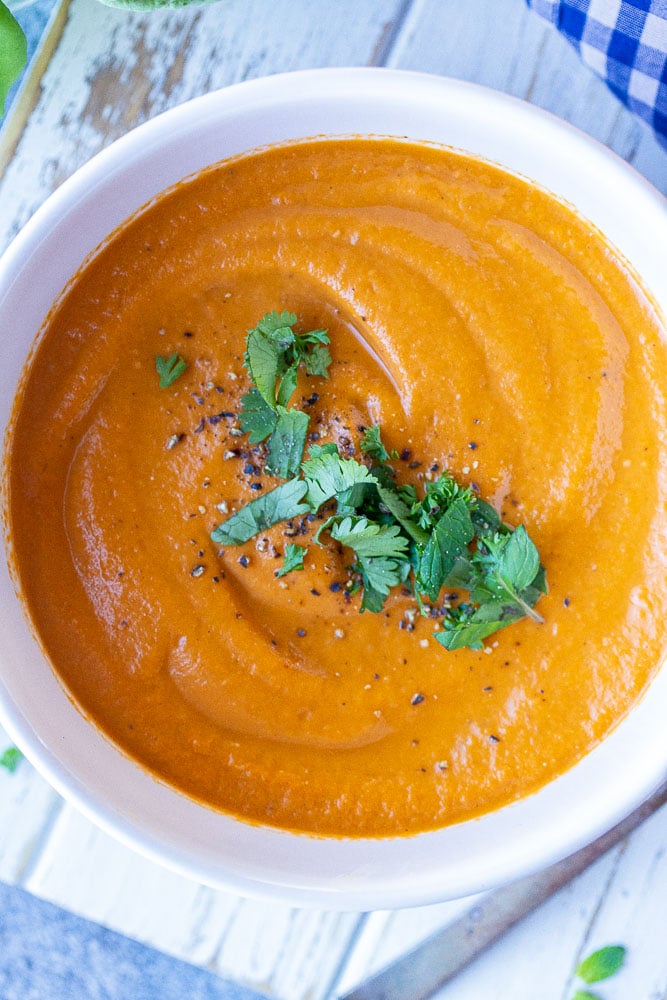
[572,992,603,1000]
[265,407,309,478]
[0,1,26,118]
[478,528,544,622]
[415,474,476,531]
[301,452,376,510]
[276,543,307,577]
[417,498,474,602]
[436,600,521,651]
[576,946,626,985]
[239,387,278,443]
[155,353,187,388]
[495,524,540,591]
[211,479,308,545]
[0,746,23,773]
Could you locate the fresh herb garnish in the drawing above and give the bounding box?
[156,353,187,388]
[211,478,309,546]
[276,543,307,578]
[575,946,626,986]
[0,0,27,118]
[239,312,331,476]
[0,746,23,773]
[211,315,547,650]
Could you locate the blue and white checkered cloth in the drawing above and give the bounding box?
[527,0,667,149]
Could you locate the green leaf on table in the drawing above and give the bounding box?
[575,945,627,984]
[211,479,309,545]
[571,991,603,1000]
[0,0,27,119]
[275,543,307,578]
[0,746,23,773]
[155,353,187,388]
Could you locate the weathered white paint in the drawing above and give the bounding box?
[0,1,666,998]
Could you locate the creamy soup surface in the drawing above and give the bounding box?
[8,138,667,836]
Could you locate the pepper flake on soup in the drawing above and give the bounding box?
[7,138,667,836]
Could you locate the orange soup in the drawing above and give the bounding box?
[7,138,667,836]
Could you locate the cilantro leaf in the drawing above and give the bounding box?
[155,353,187,388]
[239,387,278,443]
[0,1,27,118]
[417,498,474,602]
[360,424,390,463]
[244,326,282,406]
[302,342,332,378]
[265,407,310,478]
[244,312,331,412]
[256,310,297,341]
[301,451,376,510]
[275,543,307,577]
[377,484,429,546]
[356,554,411,613]
[211,479,309,545]
[576,946,626,985]
[275,364,299,408]
[328,515,409,559]
[0,746,23,773]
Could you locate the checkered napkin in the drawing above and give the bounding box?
[527,0,667,149]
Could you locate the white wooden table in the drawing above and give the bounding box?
[1,2,666,998]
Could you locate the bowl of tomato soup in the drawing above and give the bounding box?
[0,68,666,908]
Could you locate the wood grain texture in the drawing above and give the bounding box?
[0,1,666,999]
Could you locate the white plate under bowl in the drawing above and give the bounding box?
[0,68,665,910]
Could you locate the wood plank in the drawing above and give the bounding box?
[24,804,365,1000]
[0,0,70,178]
[386,0,667,195]
[0,724,63,884]
[0,0,409,252]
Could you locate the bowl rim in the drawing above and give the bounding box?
[1,66,666,910]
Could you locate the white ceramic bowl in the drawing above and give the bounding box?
[1,68,666,910]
